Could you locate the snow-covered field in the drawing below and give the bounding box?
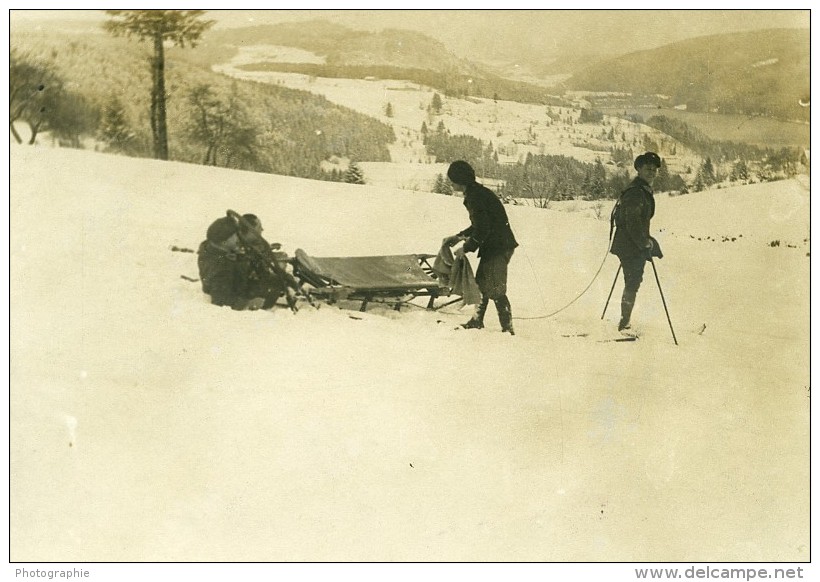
[214,60,702,177]
[9,146,810,562]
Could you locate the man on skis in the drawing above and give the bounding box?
[609,151,664,332]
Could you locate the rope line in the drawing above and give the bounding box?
[513,241,611,320]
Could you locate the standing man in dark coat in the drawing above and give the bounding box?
[442,160,519,334]
[609,151,663,331]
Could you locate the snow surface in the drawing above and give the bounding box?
[9,145,810,562]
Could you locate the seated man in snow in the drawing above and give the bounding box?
[237,213,302,310]
[197,214,292,311]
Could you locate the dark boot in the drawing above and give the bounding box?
[461,296,489,329]
[495,295,515,335]
[619,295,635,331]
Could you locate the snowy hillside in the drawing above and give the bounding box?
[10,146,809,562]
[214,61,703,178]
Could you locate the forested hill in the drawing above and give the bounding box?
[200,20,481,74]
[10,29,395,179]
[565,28,809,122]
[192,21,563,104]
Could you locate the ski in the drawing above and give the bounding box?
[560,331,639,342]
[598,336,638,343]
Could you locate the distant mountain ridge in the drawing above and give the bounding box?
[206,21,482,75]
[204,22,808,122]
[565,28,809,122]
[201,21,563,104]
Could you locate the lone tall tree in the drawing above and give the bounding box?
[104,10,214,160]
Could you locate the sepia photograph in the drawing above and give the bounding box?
[7,6,811,576]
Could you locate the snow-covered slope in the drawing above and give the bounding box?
[9,146,810,562]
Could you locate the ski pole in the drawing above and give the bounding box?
[601,264,622,320]
[650,258,678,346]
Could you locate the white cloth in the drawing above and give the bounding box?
[432,246,481,305]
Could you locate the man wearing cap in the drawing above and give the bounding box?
[609,151,664,331]
[197,214,285,310]
[442,160,519,334]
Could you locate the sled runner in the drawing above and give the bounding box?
[290,249,463,312]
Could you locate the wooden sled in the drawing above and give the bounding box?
[290,249,464,312]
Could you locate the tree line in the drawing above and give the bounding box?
[236,62,565,106]
[10,11,395,182]
[423,123,686,201]
[425,114,804,200]
[638,114,804,168]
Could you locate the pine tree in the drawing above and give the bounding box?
[589,159,607,199]
[343,162,366,185]
[653,160,673,192]
[430,93,443,114]
[432,174,453,195]
[432,174,445,194]
[730,159,750,182]
[698,157,716,186]
[98,95,135,152]
[643,134,659,153]
[385,102,393,117]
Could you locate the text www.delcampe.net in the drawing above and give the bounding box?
[635,567,805,580]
